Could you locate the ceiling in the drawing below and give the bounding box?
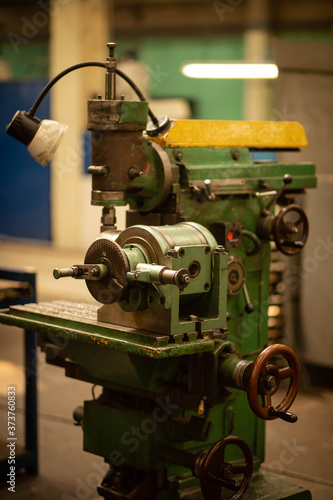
[0,0,332,43]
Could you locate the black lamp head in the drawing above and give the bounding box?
[6,111,41,146]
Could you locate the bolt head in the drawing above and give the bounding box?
[222,463,234,479]
[264,375,277,390]
[174,150,183,162]
[213,245,226,254]
[231,148,240,161]
[283,174,293,185]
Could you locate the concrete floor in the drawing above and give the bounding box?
[0,240,333,499]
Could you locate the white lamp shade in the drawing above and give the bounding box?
[27,119,68,167]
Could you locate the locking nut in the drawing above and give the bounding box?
[213,245,227,255]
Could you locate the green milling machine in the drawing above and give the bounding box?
[3,43,316,500]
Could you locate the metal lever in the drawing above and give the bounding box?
[204,179,215,201]
[53,264,108,281]
[53,267,80,279]
[280,240,304,249]
[87,165,109,176]
[127,264,190,290]
[207,471,240,491]
[267,406,298,423]
[265,174,293,212]
[243,283,254,313]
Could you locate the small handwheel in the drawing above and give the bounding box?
[200,436,253,500]
[247,344,300,420]
[273,204,309,255]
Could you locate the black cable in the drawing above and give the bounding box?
[28,62,106,117]
[28,61,159,126]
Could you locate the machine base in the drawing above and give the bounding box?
[171,471,311,499]
[96,470,311,500]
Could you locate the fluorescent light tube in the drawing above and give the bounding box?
[182,63,278,79]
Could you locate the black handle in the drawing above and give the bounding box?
[268,406,298,423]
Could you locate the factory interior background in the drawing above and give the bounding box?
[0,0,332,499]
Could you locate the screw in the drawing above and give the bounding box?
[128,168,143,180]
[283,174,293,185]
[213,245,226,255]
[174,150,183,162]
[180,274,190,285]
[222,463,234,479]
[264,375,277,390]
[231,148,240,161]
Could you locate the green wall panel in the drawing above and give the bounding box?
[1,41,49,79]
[117,36,244,120]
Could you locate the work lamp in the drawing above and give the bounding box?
[5,47,160,167]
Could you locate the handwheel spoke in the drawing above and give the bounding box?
[291,217,303,226]
[207,473,239,491]
[232,464,247,475]
[279,366,293,380]
[263,393,271,407]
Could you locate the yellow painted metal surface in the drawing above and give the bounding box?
[151,120,308,149]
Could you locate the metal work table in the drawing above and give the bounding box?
[0,300,217,359]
